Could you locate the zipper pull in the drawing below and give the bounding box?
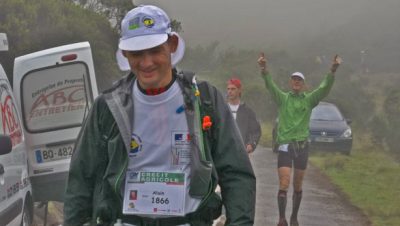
[192,76,200,97]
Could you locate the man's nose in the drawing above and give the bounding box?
[139,52,154,67]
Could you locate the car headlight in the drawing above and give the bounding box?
[341,128,352,138]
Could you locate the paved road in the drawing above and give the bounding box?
[251,146,371,226]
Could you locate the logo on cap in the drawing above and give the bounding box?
[128,17,140,30]
[143,16,155,28]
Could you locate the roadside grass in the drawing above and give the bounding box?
[259,121,273,147]
[310,134,400,226]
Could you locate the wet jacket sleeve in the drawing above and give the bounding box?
[308,73,335,107]
[210,85,256,226]
[236,104,261,150]
[261,73,286,106]
[63,96,108,226]
[245,106,261,150]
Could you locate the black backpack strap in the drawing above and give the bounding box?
[177,70,213,114]
[177,70,214,123]
[177,70,217,156]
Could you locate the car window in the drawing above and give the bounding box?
[311,104,343,121]
[21,62,93,133]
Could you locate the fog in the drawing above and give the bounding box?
[133,1,400,157]
[134,0,399,48]
[134,0,400,72]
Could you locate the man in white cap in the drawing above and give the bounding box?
[257,53,341,226]
[64,5,256,226]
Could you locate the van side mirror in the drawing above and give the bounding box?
[0,135,12,155]
[346,118,352,125]
[0,33,8,51]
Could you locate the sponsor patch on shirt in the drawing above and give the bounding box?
[171,131,191,166]
[130,133,142,157]
[172,148,191,166]
[173,132,191,146]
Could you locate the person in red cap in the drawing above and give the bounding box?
[227,77,261,154]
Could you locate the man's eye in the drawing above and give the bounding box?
[129,51,142,57]
[149,47,161,54]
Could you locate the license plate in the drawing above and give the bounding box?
[315,137,334,142]
[35,143,74,163]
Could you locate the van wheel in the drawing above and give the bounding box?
[20,195,33,226]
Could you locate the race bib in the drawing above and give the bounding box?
[278,144,289,152]
[123,171,186,216]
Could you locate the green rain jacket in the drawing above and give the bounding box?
[262,73,335,144]
[64,71,256,226]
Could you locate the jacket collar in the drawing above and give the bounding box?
[289,91,306,98]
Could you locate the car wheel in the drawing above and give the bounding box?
[20,195,33,226]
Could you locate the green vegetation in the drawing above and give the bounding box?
[0,0,124,90]
[310,134,400,226]
[259,122,274,147]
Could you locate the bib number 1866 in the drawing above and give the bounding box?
[152,197,170,205]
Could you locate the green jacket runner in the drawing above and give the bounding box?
[64,71,256,226]
[261,73,335,144]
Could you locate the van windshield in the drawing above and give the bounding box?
[21,62,93,133]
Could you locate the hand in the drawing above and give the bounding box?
[257,52,268,74]
[246,144,254,153]
[330,54,342,73]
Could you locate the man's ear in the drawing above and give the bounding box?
[168,35,179,53]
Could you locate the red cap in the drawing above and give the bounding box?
[227,78,242,89]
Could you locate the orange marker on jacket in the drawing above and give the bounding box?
[202,115,212,130]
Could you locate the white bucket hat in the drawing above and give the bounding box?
[116,5,185,71]
[291,72,305,80]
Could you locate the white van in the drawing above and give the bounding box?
[0,63,33,225]
[13,42,99,202]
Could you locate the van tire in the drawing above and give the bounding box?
[20,194,33,226]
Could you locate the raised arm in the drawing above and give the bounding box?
[309,55,342,106]
[330,54,341,75]
[257,52,286,106]
[257,52,268,74]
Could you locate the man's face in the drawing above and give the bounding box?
[290,76,305,93]
[123,36,178,89]
[227,84,241,102]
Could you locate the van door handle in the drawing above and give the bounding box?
[0,164,4,175]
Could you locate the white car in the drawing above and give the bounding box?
[0,61,33,225]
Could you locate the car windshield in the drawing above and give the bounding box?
[311,104,343,121]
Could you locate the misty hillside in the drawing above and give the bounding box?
[301,0,400,73]
[139,0,400,73]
